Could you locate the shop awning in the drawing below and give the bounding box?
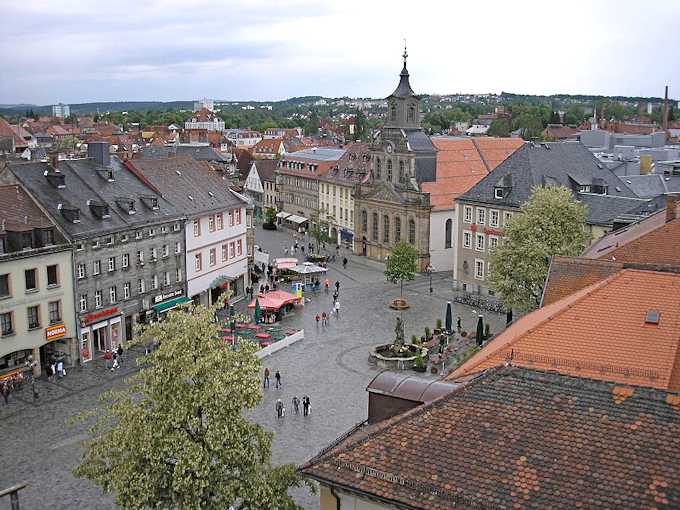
[210,275,235,289]
[276,211,291,219]
[286,214,308,224]
[247,290,300,311]
[274,257,298,270]
[153,296,191,313]
[291,262,327,275]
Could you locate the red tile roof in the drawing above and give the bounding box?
[0,116,27,148]
[0,184,54,232]
[542,256,623,306]
[252,138,283,155]
[543,125,579,140]
[448,268,680,391]
[301,366,680,510]
[424,137,523,210]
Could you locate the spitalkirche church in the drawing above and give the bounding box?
[353,48,436,271]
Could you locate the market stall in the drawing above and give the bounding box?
[290,261,328,288]
[247,290,301,324]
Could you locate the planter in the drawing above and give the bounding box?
[389,298,410,310]
[369,343,428,370]
[262,223,277,231]
[413,364,427,373]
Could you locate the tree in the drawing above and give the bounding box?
[73,296,310,509]
[54,135,78,151]
[384,242,418,297]
[264,206,277,225]
[487,119,510,137]
[564,105,585,126]
[304,112,320,136]
[515,113,544,140]
[488,186,590,312]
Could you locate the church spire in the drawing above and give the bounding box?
[402,39,408,72]
[390,42,416,99]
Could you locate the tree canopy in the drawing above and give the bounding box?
[487,119,510,137]
[488,186,590,312]
[73,296,309,509]
[385,242,418,297]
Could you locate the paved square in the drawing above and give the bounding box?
[1,225,505,510]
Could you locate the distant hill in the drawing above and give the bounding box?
[0,100,194,117]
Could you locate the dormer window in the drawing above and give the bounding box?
[494,188,504,199]
[115,197,136,215]
[58,204,80,223]
[87,200,111,219]
[140,195,160,210]
[44,169,65,189]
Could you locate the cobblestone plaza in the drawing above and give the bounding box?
[1,225,505,510]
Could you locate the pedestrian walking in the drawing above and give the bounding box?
[292,395,300,415]
[300,245,305,254]
[332,290,338,303]
[1,381,10,405]
[283,247,288,256]
[302,395,311,416]
[264,367,270,389]
[57,360,65,377]
[335,280,340,292]
[315,314,320,328]
[334,300,340,318]
[117,344,124,361]
[111,353,119,371]
[264,283,270,293]
[324,279,330,293]
[457,316,462,332]
[290,244,294,255]
[276,399,285,419]
[294,240,299,252]
[321,312,327,327]
[275,370,282,389]
[342,257,348,269]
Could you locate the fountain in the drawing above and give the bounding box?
[369,317,428,370]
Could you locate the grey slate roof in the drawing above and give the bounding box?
[253,159,278,183]
[622,174,680,199]
[6,157,181,240]
[138,145,231,162]
[129,156,246,218]
[286,147,346,162]
[576,194,651,226]
[406,130,437,184]
[457,141,642,225]
[388,65,416,99]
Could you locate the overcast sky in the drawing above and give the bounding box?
[1,0,679,105]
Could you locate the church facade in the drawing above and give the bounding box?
[353,49,435,271]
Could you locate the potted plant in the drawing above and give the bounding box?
[424,327,432,340]
[484,323,491,340]
[434,319,443,335]
[411,334,419,345]
[413,353,426,373]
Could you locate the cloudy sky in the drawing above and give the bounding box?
[1,0,679,104]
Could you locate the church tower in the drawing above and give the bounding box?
[385,44,421,129]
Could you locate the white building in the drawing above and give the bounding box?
[225,129,262,148]
[184,110,225,132]
[51,103,70,118]
[193,98,215,112]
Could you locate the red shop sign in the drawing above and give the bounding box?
[83,307,120,325]
[483,227,503,236]
[470,223,477,233]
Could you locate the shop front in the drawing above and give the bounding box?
[40,323,71,366]
[151,290,191,319]
[79,307,123,363]
[341,228,354,249]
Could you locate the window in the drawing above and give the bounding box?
[209,215,215,232]
[109,286,117,304]
[504,211,513,226]
[137,250,144,264]
[93,260,101,275]
[193,219,201,237]
[372,213,379,241]
[48,301,61,323]
[494,188,503,199]
[138,279,145,294]
[0,274,9,297]
[390,104,396,121]
[148,228,155,237]
[236,208,242,224]
[408,219,416,245]
[151,275,158,290]
[362,210,367,232]
[27,305,40,329]
[490,210,499,227]
[408,105,415,122]
[120,234,128,243]
[95,290,102,309]
[150,247,157,261]
[237,239,243,256]
[475,259,485,280]
[222,244,228,261]
[383,215,390,243]
[47,265,58,286]
[387,159,393,182]
[228,210,234,226]
[476,233,485,251]
[463,231,472,249]
[79,295,87,313]
[135,230,143,240]
[108,257,116,272]
[163,245,169,258]
[1,312,13,335]
[24,268,37,291]
[195,253,202,272]
[375,158,382,178]
[22,232,32,250]
[44,229,55,245]
[210,248,216,266]
[444,219,453,249]
[161,225,168,234]
[122,253,129,268]
[176,267,182,282]
[123,283,130,300]
[164,272,170,286]
[477,208,486,225]
[76,242,84,251]
[489,236,499,251]
[229,242,235,258]
[175,242,181,254]
[464,206,473,223]
[106,235,114,245]
[395,217,401,242]
[216,213,223,230]
[399,160,405,183]
[174,222,181,232]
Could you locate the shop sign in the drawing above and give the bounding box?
[46,323,67,341]
[153,289,183,304]
[83,307,120,325]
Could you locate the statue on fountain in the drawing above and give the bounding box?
[394,317,405,348]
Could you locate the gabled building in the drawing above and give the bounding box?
[453,141,647,295]
[243,159,279,216]
[252,138,286,159]
[2,143,186,363]
[353,48,436,270]
[0,184,77,376]
[184,109,225,132]
[128,156,250,306]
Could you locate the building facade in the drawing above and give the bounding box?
[184,109,225,132]
[2,145,186,363]
[353,49,435,271]
[0,185,77,376]
[51,103,70,118]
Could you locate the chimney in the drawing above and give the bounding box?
[88,141,110,167]
[666,194,679,223]
[663,86,670,131]
[50,152,59,170]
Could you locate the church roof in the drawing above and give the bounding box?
[388,64,417,99]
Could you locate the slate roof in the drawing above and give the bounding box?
[128,156,246,217]
[388,64,416,99]
[301,365,680,510]
[253,159,278,183]
[622,174,680,199]
[6,157,181,240]
[137,145,231,162]
[286,147,346,162]
[0,184,54,232]
[448,268,680,391]
[319,142,372,185]
[457,142,641,225]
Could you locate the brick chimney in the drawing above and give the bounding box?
[663,86,670,132]
[666,194,679,223]
[49,152,59,170]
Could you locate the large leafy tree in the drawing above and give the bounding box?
[385,241,418,297]
[487,119,510,137]
[488,186,590,312]
[74,297,309,509]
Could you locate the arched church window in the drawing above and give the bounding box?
[399,160,405,183]
[372,213,379,241]
[408,218,416,245]
[383,215,390,243]
[395,217,401,242]
[375,157,381,179]
[387,159,393,181]
[390,104,397,122]
[445,219,452,248]
[408,105,415,122]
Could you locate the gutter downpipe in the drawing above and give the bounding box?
[330,487,341,510]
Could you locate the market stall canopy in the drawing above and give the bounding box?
[153,296,192,313]
[276,211,291,219]
[286,214,308,224]
[291,262,328,275]
[247,290,300,311]
[274,257,298,270]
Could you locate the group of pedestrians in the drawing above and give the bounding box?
[265,368,312,420]
[105,344,124,371]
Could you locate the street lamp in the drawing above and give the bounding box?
[426,264,434,293]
